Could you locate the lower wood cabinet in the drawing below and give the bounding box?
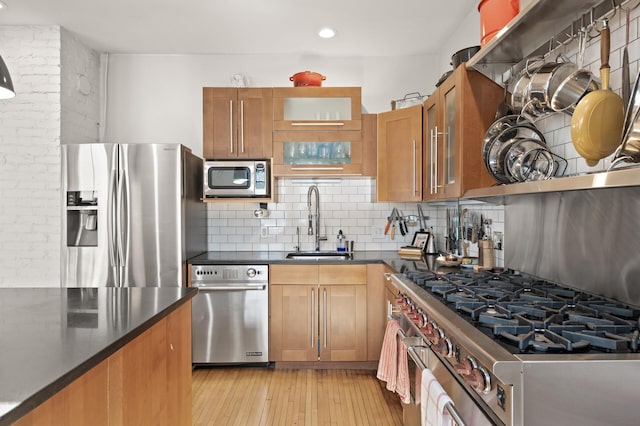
[269,264,367,362]
[14,302,192,426]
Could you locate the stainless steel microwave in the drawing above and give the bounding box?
[204,160,270,198]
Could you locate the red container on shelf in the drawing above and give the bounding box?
[289,71,326,87]
[478,0,519,47]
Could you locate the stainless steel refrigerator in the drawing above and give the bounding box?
[61,143,206,287]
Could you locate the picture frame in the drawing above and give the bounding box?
[411,231,430,252]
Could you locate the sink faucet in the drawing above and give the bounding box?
[307,185,326,251]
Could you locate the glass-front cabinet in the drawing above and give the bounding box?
[423,66,502,200]
[273,131,363,176]
[273,87,362,131]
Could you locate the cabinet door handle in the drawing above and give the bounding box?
[291,122,345,126]
[291,166,345,171]
[434,126,438,194]
[429,129,434,195]
[323,288,327,349]
[240,100,245,154]
[311,288,315,348]
[412,140,417,196]
[229,100,234,154]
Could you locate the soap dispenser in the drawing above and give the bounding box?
[337,229,346,252]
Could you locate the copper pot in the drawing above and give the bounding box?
[290,71,326,87]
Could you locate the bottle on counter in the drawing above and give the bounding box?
[337,229,346,252]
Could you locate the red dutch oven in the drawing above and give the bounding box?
[290,71,326,87]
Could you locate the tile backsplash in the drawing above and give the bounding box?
[205,177,505,266]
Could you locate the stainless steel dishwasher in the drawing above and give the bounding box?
[191,264,269,365]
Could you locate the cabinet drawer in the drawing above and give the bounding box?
[319,265,366,285]
[270,264,318,284]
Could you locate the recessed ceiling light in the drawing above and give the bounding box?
[0,2,7,10]
[318,28,336,39]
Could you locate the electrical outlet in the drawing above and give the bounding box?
[371,226,386,239]
[261,227,269,238]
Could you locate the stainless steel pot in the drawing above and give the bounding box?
[483,115,546,184]
[504,138,555,182]
[527,62,577,112]
[550,68,599,114]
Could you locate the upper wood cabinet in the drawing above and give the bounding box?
[423,66,502,200]
[272,113,376,177]
[202,87,273,159]
[273,87,361,131]
[376,104,423,202]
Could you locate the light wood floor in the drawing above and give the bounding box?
[192,367,403,426]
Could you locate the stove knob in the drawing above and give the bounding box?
[454,358,472,375]
[433,335,451,357]
[466,356,479,370]
[246,268,257,278]
[478,367,492,393]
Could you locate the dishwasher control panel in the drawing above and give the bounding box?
[191,264,268,284]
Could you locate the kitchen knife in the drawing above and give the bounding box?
[445,209,450,252]
[384,210,392,235]
[399,210,407,236]
[390,208,397,240]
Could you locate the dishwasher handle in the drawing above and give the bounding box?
[195,284,267,291]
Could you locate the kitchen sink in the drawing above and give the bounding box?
[285,251,351,260]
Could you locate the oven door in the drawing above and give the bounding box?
[204,162,255,197]
[406,343,496,426]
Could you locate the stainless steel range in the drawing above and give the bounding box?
[390,268,640,426]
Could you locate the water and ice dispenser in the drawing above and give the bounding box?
[66,191,98,247]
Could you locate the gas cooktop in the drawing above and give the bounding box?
[404,269,640,354]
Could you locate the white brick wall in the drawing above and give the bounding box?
[0,26,99,287]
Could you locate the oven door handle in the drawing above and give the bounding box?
[407,346,469,426]
[195,285,267,291]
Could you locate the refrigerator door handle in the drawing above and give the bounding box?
[120,166,131,282]
[108,168,117,271]
[116,165,125,284]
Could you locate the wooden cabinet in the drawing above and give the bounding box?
[14,302,192,426]
[202,87,273,159]
[271,86,374,177]
[272,130,363,176]
[423,66,502,200]
[366,264,393,361]
[376,104,423,201]
[273,87,361,131]
[269,264,367,362]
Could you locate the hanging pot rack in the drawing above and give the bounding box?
[467,0,640,85]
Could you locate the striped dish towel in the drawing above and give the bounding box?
[376,318,411,404]
[421,368,454,426]
[376,318,401,392]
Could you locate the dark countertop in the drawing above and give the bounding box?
[188,251,451,275]
[189,250,401,265]
[0,287,197,425]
